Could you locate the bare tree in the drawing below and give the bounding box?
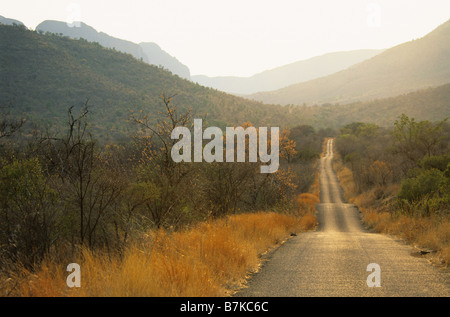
[130,93,198,228]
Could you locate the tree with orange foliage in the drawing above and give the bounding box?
[280,128,298,164]
[369,160,392,187]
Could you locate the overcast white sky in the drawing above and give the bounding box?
[2,0,450,77]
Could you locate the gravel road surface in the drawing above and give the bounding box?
[235,139,449,297]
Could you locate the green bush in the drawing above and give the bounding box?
[420,154,450,172]
[398,168,446,202]
[0,157,58,268]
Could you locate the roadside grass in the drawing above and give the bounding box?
[4,209,317,297]
[2,143,322,298]
[296,193,320,214]
[333,152,450,267]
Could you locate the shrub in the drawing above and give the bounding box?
[398,168,445,202]
[0,157,58,269]
[420,154,450,172]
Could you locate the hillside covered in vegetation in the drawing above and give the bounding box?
[0,24,307,142]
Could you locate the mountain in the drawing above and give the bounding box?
[309,83,450,129]
[248,19,450,106]
[0,15,24,26]
[1,20,447,144]
[35,20,190,79]
[192,49,383,95]
[0,24,307,143]
[139,42,190,80]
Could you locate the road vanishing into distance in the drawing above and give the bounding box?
[236,139,449,297]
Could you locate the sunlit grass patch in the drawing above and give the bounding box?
[10,211,313,297]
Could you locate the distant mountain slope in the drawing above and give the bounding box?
[139,42,190,80]
[311,83,450,129]
[192,49,383,95]
[0,24,306,142]
[36,20,190,79]
[248,19,450,106]
[0,15,24,26]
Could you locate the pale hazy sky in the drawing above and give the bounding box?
[2,0,450,77]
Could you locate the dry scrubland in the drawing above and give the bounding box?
[0,94,321,297]
[1,135,320,297]
[2,208,317,297]
[333,152,450,267]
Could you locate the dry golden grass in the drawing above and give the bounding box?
[3,143,323,297]
[7,211,315,297]
[333,160,356,202]
[295,154,320,231]
[296,193,320,215]
[295,150,321,218]
[298,213,318,231]
[361,209,450,265]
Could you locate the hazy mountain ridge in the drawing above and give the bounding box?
[139,42,191,80]
[0,14,448,142]
[312,83,450,128]
[248,19,450,106]
[0,15,24,26]
[192,49,384,95]
[36,20,191,79]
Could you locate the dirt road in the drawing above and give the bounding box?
[235,139,449,297]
